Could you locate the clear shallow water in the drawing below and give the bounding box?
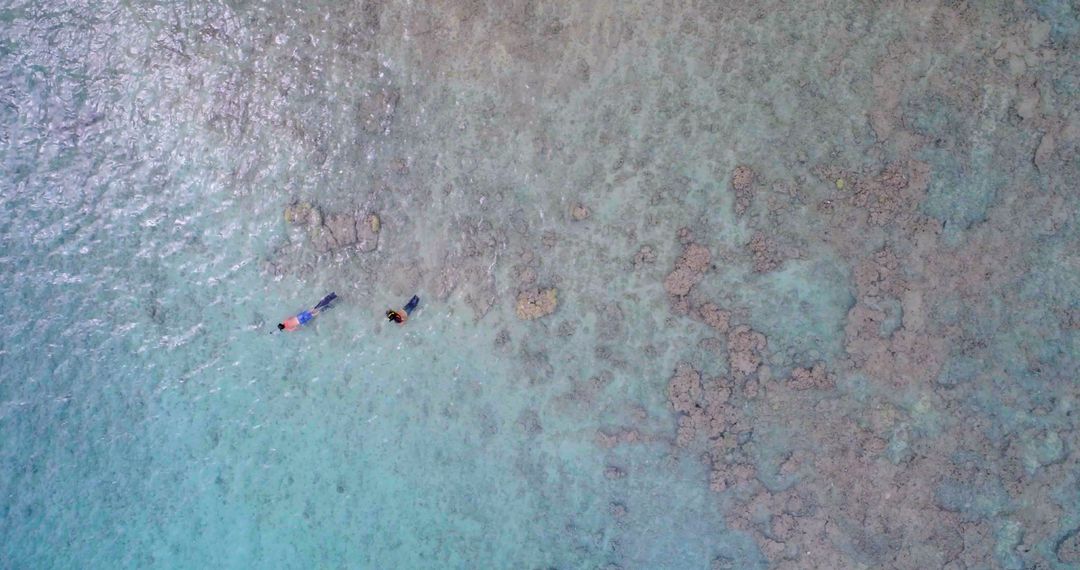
[2,1,1078,569]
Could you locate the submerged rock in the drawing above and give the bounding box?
[604,465,626,479]
[595,428,642,449]
[710,462,757,493]
[515,287,558,320]
[1058,529,1080,564]
[632,245,657,268]
[668,363,739,448]
[728,325,767,376]
[310,211,380,253]
[324,213,358,248]
[283,200,380,254]
[570,202,591,221]
[788,363,833,390]
[284,201,321,226]
[746,231,782,273]
[664,242,711,296]
[668,362,703,416]
[732,165,755,190]
[731,165,756,215]
[697,302,731,332]
[358,87,400,134]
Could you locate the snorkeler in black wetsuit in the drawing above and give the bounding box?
[386,295,420,324]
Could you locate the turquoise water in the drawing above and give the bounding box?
[2,1,1078,568]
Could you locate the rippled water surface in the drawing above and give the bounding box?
[2,1,1078,569]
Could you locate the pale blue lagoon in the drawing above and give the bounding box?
[2,2,1078,569]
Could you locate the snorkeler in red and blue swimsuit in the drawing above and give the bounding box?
[278,292,337,332]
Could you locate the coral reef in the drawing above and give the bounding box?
[248,4,1079,568]
[261,4,1078,566]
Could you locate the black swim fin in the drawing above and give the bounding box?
[314,292,337,311]
[403,295,420,315]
